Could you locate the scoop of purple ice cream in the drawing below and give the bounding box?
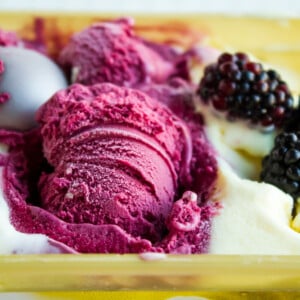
[36,82,192,245]
[59,18,187,87]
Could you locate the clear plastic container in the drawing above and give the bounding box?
[1,12,300,299]
[2,254,300,299]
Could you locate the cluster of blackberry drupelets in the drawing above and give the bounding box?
[198,52,294,130]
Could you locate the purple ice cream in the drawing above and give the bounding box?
[0,19,219,254]
[59,18,189,87]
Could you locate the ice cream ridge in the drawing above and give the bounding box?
[1,17,300,254]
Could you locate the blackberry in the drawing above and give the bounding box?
[198,52,294,129]
[261,132,300,201]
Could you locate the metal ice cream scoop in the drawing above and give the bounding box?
[0,46,68,130]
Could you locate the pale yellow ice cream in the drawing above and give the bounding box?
[209,159,300,254]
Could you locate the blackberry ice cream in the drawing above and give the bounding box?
[1,82,217,253]
[59,18,187,87]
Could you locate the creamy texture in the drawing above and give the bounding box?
[196,101,276,179]
[37,83,189,243]
[59,18,186,87]
[210,159,300,254]
[0,47,68,130]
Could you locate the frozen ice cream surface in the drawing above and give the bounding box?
[37,83,189,242]
[210,159,300,254]
[196,101,276,179]
[0,135,76,254]
[59,18,187,87]
[0,46,68,130]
